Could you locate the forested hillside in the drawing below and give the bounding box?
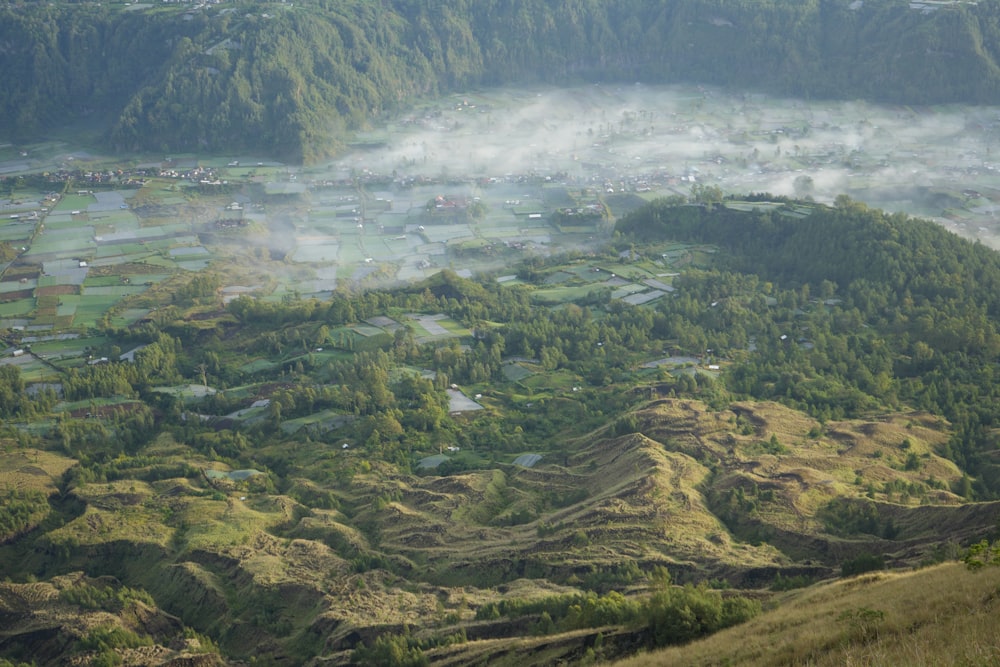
[618,196,1000,497]
[3,0,1000,160]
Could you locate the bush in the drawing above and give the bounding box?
[770,572,814,591]
[840,553,885,577]
[60,582,155,613]
[351,635,428,667]
[78,625,152,652]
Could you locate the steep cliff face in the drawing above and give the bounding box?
[3,1,1000,161]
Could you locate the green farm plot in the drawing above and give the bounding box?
[417,453,450,469]
[35,215,81,231]
[510,204,545,216]
[292,241,340,263]
[54,194,96,212]
[279,409,351,435]
[0,298,35,317]
[724,200,786,213]
[95,243,152,259]
[502,361,536,382]
[265,182,307,196]
[530,284,603,304]
[109,308,151,327]
[61,295,121,328]
[563,265,612,282]
[37,275,72,290]
[342,246,379,267]
[600,264,654,280]
[397,264,431,281]
[151,384,218,401]
[95,218,142,234]
[610,283,648,299]
[434,318,469,336]
[90,211,138,226]
[306,349,353,363]
[152,240,196,255]
[520,369,580,392]
[212,383,268,403]
[152,194,188,206]
[556,223,599,234]
[0,224,33,242]
[54,397,143,414]
[541,270,574,285]
[351,324,385,337]
[28,234,93,256]
[604,193,649,216]
[239,358,279,374]
[541,186,576,208]
[126,273,171,285]
[29,336,105,360]
[176,258,212,271]
[83,285,149,297]
[91,252,161,268]
[404,314,469,339]
[1,356,53,383]
[421,224,475,243]
[132,255,179,269]
[154,224,193,237]
[0,279,35,293]
[478,224,522,238]
[518,226,552,238]
[55,300,77,317]
[83,275,128,287]
[380,235,419,257]
[689,248,716,266]
[224,404,270,426]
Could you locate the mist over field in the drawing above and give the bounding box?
[333,84,1000,246]
[4,82,999,302]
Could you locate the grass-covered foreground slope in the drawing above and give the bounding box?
[613,561,1000,667]
[4,195,1000,664]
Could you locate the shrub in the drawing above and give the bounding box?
[770,572,814,591]
[840,553,885,577]
[351,635,428,667]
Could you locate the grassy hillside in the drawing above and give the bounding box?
[612,562,1000,667]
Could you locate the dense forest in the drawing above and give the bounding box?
[3,0,1000,160]
[618,196,1000,497]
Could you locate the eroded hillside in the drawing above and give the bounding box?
[1,398,992,665]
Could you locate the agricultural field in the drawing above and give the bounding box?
[5,85,1000,345]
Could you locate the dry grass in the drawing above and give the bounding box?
[612,562,1000,667]
[0,447,76,494]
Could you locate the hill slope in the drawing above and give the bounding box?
[612,562,1000,667]
[5,0,1000,159]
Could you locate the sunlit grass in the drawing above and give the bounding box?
[613,563,1000,667]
